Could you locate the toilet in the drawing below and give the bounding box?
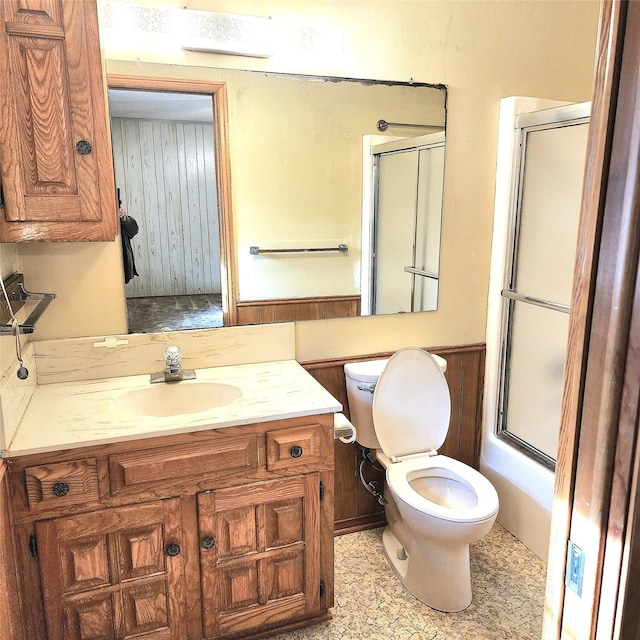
[344,348,499,612]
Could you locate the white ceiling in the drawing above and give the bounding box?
[108,89,213,123]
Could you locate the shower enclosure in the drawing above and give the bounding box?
[482,97,590,557]
[499,103,589,468]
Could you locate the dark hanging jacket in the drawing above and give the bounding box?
[120,215,139,284]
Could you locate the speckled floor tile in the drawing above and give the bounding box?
[270,524,546,640]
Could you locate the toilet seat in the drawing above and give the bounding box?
[386,454,499,524]
[373,348,451,459]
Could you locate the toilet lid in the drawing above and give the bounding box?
[372,348,451,459]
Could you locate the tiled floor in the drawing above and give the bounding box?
[271,525,546,640]
[126,293,223,333]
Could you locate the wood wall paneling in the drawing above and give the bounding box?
[303,343,485,534]
[236,296,361,325]
[306,361,385,533]
[111,117,221,299]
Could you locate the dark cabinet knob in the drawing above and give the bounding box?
[290,445,303,459]
[75,140,92,155]
[166,543,181,557]
[201,536,216,550]
[52,482,70,497]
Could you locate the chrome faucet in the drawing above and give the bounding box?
[150,345,196,383]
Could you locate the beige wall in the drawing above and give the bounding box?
[225,74,444,301]
[0,245,20,290]
[12,0,600,363]
[0,245,22,379]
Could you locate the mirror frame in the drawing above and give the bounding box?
[107,73,238,326]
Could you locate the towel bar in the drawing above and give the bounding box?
[0,273,56,335]
[502,289,570,314]
[403,266,439,280]
[250,244,348,255]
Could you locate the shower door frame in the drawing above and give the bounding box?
[496,103,590,471]
[369,132,445,316]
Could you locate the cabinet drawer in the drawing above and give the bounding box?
[266,425,323,471]
[109,434,259,494]
[24,458,100,511]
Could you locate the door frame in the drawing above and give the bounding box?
[106,74,238,326]
[543,0,640,636]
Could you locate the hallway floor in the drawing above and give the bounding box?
[271,524,546,640]
[126,293,223,333]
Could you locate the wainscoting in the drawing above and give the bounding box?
[236,295,361,325]
[302,343,486,534]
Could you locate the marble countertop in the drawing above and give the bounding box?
[6,360,342,457]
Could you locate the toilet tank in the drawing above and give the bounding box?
[344,358,389,449]
[344,353,448,450]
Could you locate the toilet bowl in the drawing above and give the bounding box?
[344,348,499,612]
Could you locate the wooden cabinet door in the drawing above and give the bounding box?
[35,499,187,640]
[198,475,321,639]
[0,0,117,241]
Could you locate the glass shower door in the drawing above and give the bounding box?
[499,113,589,467]
[372,133,444,315]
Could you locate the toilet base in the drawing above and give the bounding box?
[381,527,472,612]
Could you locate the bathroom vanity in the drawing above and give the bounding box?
[3,359,341,640]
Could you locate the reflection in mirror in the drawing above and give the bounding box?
[107,67,447,333]
[367,133,445,315]
[109,89,222,333]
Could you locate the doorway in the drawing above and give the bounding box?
[107,75,236,332]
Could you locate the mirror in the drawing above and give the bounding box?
[107,65,446,333]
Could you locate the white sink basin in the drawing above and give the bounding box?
[115,382,242,417]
